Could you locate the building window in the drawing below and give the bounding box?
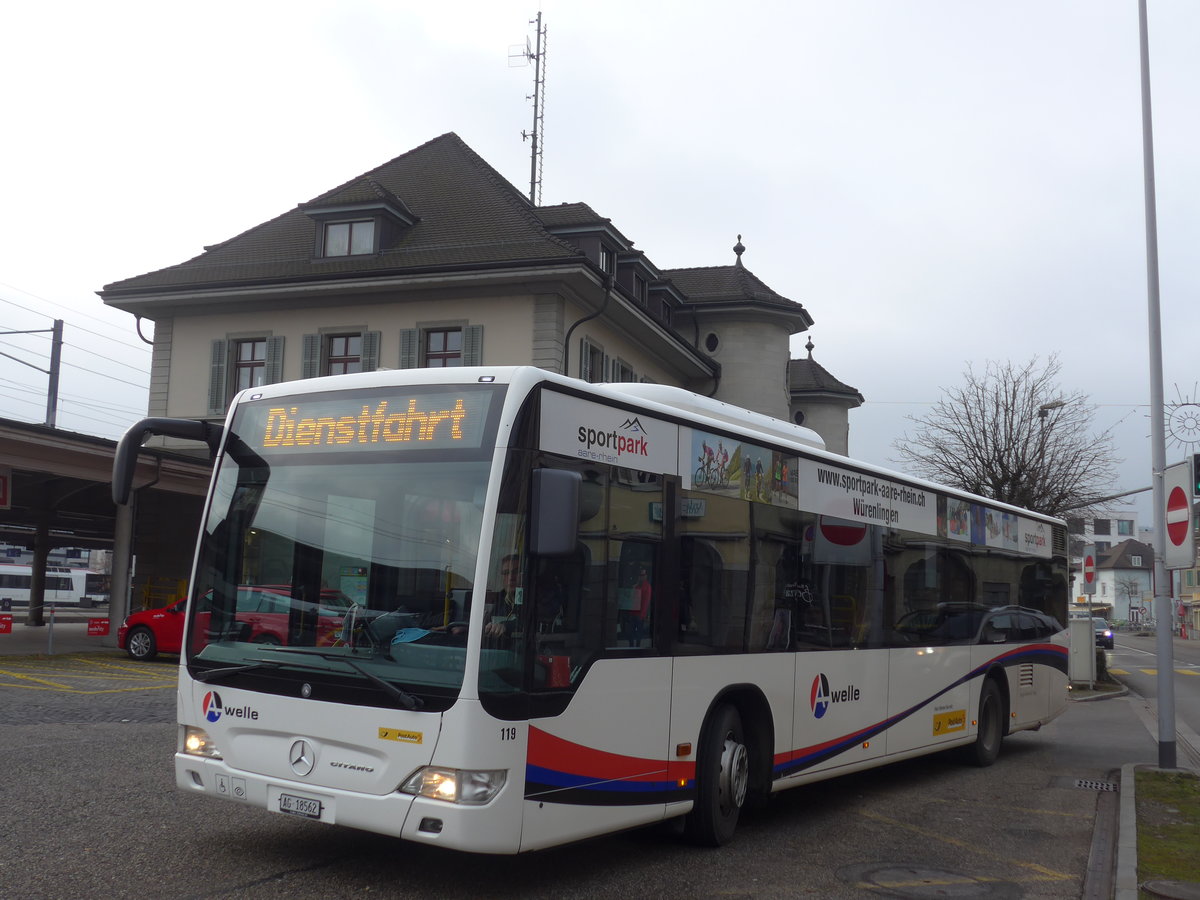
[633,275,647,305]
[324,220,375,257]
[425,329,463,367]
[581,338,606,383]
[599,244,614,275]
[1131,555,1142,567]
[1093,519,1111,536]
[399,325,482,369]
[326,334,362,375]
[612,359,635,383]
[234,339,267,392]
[1117,519,1134,536]
[1095,541,1110,553]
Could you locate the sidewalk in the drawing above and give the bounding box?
[0,615,123,656]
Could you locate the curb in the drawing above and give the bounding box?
[1116,762,1139,900]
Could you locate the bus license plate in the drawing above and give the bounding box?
[279,793,322,819]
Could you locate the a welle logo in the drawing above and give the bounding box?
[575,417,650,457]
[201,690,259,723]
[809,673,862,719]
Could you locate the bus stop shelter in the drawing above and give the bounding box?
[0,418,210,644]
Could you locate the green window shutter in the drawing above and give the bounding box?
[361,331,381,372]
[399,328,419,369]
[265,336,285,384]
[208,339,228,415]
[302,334,320,379]
[462,325,483,365]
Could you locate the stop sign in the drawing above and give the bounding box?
[1167,485,1190,546]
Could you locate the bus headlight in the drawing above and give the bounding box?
[183,726,222,759]
[399,767,506,805]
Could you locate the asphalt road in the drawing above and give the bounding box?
[0,651,1155,899]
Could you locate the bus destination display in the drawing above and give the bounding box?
[237,389,494,453]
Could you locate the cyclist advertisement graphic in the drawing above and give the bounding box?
[686,429,798,509]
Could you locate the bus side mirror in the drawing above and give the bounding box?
[112,418,224,505]
[529,468,581,557]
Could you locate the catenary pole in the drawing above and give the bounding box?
[1137,0,1175,769]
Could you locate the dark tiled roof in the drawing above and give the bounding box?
[789,355,864,403]
[664,264,807,313]
[535,202,609,228]
[1098,539,1154,569]
[103,133,583,295]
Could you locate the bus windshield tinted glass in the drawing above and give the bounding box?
[186,385,500,707]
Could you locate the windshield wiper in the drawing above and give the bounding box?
[193,661,282,683]
[259,647,424,710]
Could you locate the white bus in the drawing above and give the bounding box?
[113,366,1069,853]
[0,563,92,608]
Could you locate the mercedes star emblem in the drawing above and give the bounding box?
[289,739,315,776]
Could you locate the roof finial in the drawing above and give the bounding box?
[733,234,745,267]
[805,337,815,357]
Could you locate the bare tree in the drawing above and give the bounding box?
[1116,575,1144,621]
[893,355,1121,518]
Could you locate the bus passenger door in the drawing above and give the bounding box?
[519,489,673,851]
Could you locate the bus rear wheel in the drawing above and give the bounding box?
[966,679,1004,767]
[686,704,749,846]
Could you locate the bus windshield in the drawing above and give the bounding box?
[185,385,501,710]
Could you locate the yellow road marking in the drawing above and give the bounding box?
[925,797,1088,820]
[858,810,1075,883]
[0,655,176,693]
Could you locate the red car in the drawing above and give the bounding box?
[118,587,351,661]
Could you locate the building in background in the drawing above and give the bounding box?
[100,133,860,455]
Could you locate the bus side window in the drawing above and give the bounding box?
[983,612,1015,643]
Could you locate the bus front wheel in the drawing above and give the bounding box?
[686,704,749,846]
[966,680,1004,767]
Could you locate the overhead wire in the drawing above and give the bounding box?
[0,285,152,355]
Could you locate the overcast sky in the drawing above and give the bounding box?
[2,0,1197,528]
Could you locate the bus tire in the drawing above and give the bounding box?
[686,703,749,846]
[126,626,158,661]
[966,679,1003,767]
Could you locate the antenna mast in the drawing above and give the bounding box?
[521,12,547,204]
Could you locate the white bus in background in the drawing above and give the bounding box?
[0,563,93,608]
[112,366,1070,853]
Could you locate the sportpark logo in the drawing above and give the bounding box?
[575,417,650,457]
[1024,523,1048,550]
[201,690,259,723]
[809,673,862,719]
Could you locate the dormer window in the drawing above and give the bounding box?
[324,220,375,257]
[634,274,647,305]
[599,244,615,275]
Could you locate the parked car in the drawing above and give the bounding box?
[1093,617,1114,650]
[118,587,351,661]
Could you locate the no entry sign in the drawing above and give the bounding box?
[1082,548,1096,595]
[1164,460,1196,569]
[1167,486,1190,546]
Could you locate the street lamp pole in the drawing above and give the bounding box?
[1137,0,1175,770]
